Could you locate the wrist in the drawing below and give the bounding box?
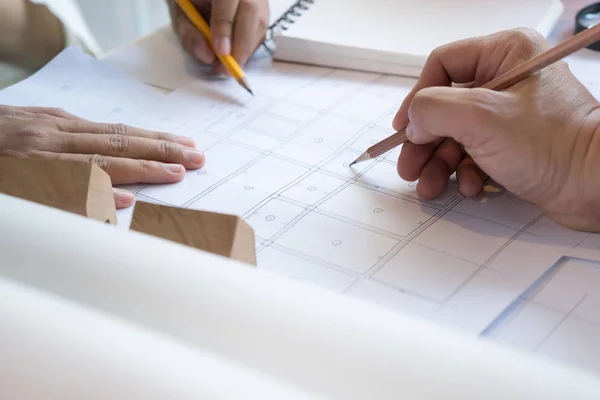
[580,107,600,225]
[550,105,600,232]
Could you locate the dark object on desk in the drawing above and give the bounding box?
[576,2,600,51]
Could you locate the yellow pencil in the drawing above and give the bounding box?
[175,0,254,95]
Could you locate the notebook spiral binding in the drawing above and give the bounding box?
[262,0,315,55]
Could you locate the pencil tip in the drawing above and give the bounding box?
[350,152,370,166]
[238,76,254,96]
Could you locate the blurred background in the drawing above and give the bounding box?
[48,1,593,58]
[41,0,171,56]
[76,0,169,52]
[43,0,296,56]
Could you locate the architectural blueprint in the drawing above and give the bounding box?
[2,47,600,376]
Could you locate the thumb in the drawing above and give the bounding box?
[406,86,511,149]
[210,0,238,55]
[113,188,134,209]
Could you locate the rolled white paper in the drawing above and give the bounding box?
[0,276,315,399]
[1,193,599,399]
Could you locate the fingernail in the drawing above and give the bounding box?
[175,136,196,147]
[164,163,184,173]
[113,188,134,208]
[214,36,231,55]
[405,122,415,140]
[184,149,205,165]
[391,112,402,131]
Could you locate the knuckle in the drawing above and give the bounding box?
[50,108,73,119]
[139,160,152,177]
[428,45,446,62]
[104,123,129,136]
[19,126,48,139]
[257,13,269,30]
[158,140,176,157]
[88,154,111,171]
[156,132,175,142]
[509,27,544,42]
[212,17,234,30]
[505,28,546,58]
[240,0,259,13]
[33,112,55,121]
[427,39,459,64]
[409,91,431,120]
[47,107,64,115]
[0,106,20,117]
[0,148,30,157]
[105,134,130,154]
[17,126,49,146]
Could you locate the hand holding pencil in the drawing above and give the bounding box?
[353,24,600,167]
[376,28,600,232]
[167,0,270,94]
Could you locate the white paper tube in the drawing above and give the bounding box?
[1,193,600,399]
[0,276,313,399]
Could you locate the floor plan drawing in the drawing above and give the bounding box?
[2,47,600,376]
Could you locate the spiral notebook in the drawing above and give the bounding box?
[269,0,564,76]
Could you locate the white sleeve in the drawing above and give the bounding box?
[29,0,103,57]
[61,18,91,53]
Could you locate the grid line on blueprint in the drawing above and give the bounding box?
[6,46,600,379]
[483,256,600,377]
[183,92,401,210]
[533,294,587,351]
[127,59,600,338]
[429,213,547,305]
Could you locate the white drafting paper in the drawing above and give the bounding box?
[118,48,600,375]
[2,47,600,377]
[0,46,169,131]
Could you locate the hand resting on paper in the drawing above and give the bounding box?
[166,0,269,74]
[393,28,600,232]
[0,105,204,208]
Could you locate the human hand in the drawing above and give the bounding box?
[167,0,269,74]
[0,105,204,209]
[392,28,600,232]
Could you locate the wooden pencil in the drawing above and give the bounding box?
[175,0,254,95]
[350,24,600,166]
